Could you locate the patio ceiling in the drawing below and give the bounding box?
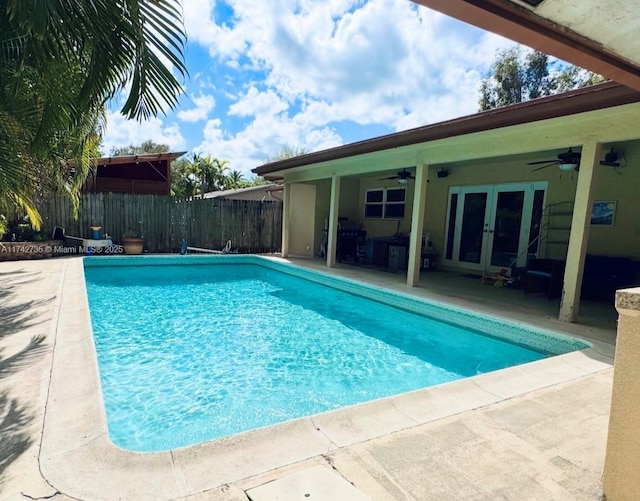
[411,0,640,91]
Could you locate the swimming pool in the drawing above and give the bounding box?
[84,256,588,452]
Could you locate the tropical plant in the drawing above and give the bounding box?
[0,0,187,228]
[110,140,170,157]
[226,170,248,189]
[269,146,308,162]
[191,154,229,195]
[170,154,233,197]
[479,47,606,111]
[171,158,199,198]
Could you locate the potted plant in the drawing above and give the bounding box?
[122,231,144,255]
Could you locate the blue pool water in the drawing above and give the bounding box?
[84,258,581,452]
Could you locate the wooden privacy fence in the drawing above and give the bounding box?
[38,193,282,254]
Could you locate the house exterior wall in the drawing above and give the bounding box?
[587,142,640,258]
[338,177,360,223]
[314,179,332,257]
[283,139,640,266]
[357,176,416,239]
[302,141,640,266]
[288,183,316,257]
[418,142,640,264]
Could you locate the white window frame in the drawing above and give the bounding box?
[364,187,406,219]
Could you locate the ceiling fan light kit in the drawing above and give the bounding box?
[380,167,416,184]
[528,147,621,172]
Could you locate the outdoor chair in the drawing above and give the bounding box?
[523,258,565,300]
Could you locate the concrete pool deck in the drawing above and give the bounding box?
[1,256,616,500]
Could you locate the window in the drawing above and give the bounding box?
[364,188,405,219]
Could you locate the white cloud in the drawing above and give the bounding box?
[101,111,186,154]
[228,86,288,117]
[103,0,521,173]
[195,114,342,177]
[177,93,216,122]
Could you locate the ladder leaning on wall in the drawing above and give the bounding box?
[537,201,574,260]
[481,201,575,284]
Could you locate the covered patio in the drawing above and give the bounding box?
[253,82,640,325]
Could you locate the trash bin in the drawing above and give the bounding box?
[388,245,407,272]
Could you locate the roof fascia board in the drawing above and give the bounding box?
[411,0,640,91]
[282,150,423,183]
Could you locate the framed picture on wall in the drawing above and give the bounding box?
[591,200,617,226]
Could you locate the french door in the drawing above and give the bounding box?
[444,182,546,273]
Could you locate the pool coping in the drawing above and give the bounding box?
[39,256,615,500]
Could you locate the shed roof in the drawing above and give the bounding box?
[93,151,187,166]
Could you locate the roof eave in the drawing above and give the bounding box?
[411,0,640,92]
[252,82,640,176]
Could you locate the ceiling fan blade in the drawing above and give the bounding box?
[600,160,621,167]
[379,175,398,180]
[527,159,558,165]
[531,163,555,172]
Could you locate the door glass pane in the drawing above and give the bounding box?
[445,193,458,260]
[490,191,524,267]
[458,192,487,264]
[527,189,545,263]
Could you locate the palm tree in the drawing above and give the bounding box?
[191,155,230,195]
[227,170,248,189]
[0,0,187,230]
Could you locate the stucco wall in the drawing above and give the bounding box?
[288,183,316,257]
[338,177,360,222]
[587,143,640,258]
[284,140,640,264]
[314,179,332,257]
[420,141,640,262]
[357,176,416,239]
[604,288,640,499]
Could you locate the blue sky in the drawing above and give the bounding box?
[101,0,518,177]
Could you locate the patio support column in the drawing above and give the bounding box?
[559,141,601,323]
[407,163,428,287]
[327,175,341,268]
[281,182,290,257]
[603,287,640,500]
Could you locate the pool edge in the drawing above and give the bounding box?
[40,256,613,499]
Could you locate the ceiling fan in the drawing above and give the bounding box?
[380,168,415,184]
[528,147,621,172]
